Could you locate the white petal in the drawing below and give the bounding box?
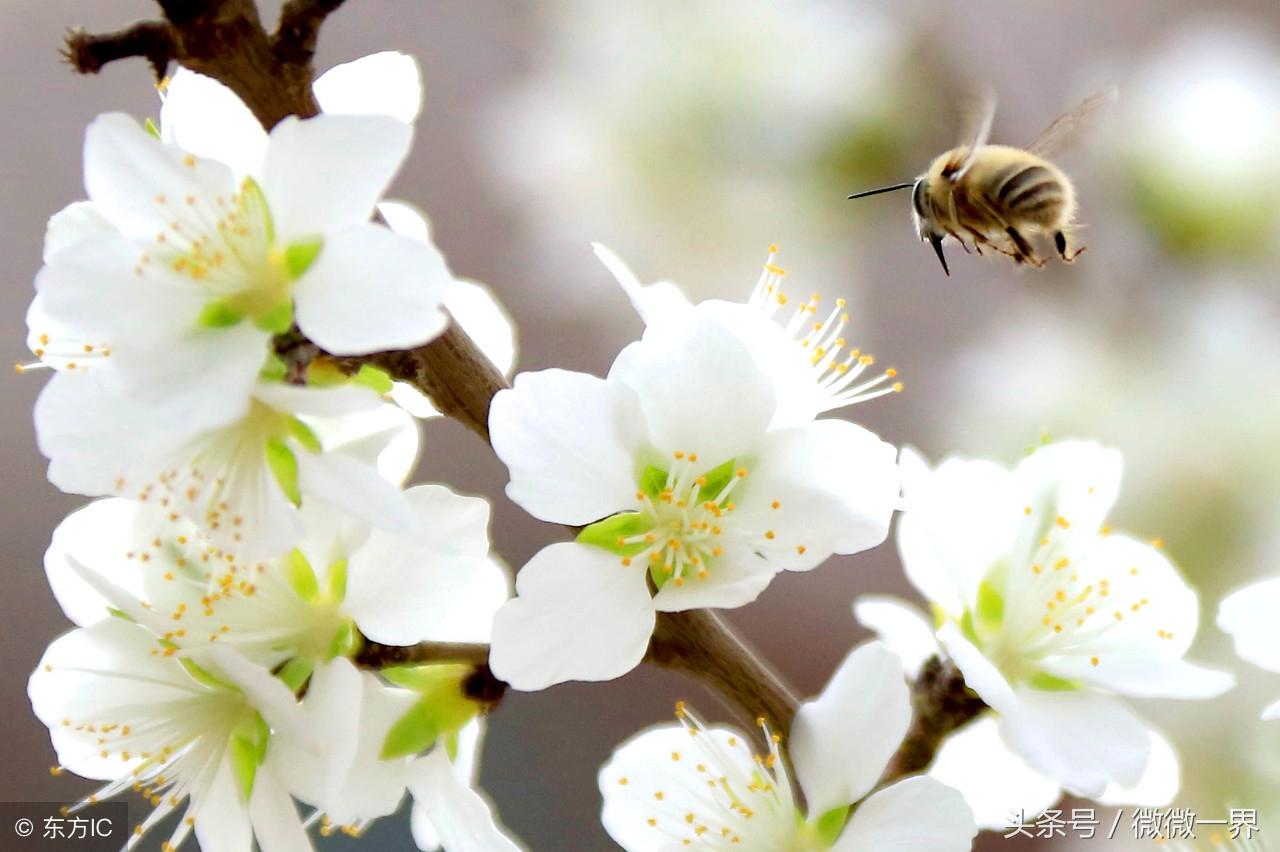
[490,369,645,525]
[307,401,422,487]
[928,716,1061,831]
[1097,728,1180,807]
[248,763,312,852]
[261,114,412,243]
[1262,698,1280,721]
[295,442,418,534]
[204,646,308,736]
[1218,577,1280,672]
[43,200,114,261]
[731,419,898,570]
[650,544,777,612]
[314,52,424,123]
[936,622,1017,714]
[791,641,911,815]
[832,776,976,852]
[591,242,693,326]
[346,485,510,644]
[896,447,1018,617]
[160,68,268,177]
[193,753,254,852]
[44,499,155,627]
[409,748,524,852]
[444,278,518,377]
[853,596,939,678]
[609,312,775,463]
[998,686,1151,797]
[489,543,655,689]
[83,112,238,241]
[293,222,450,354]
[1044,654,1233,700]
[378,199,434,243]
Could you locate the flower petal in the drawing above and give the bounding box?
[896,447,1018,617]
[608,312,775,462]
[592,242,693,327]
[489,543,655,689]
[791,641,911,815]
[193,753,255,852]
[248,764,312,852]
[832,776,976,852]
[928,716,1060,830]
[1218,577,1280,672]
[346,485,510,644]
[260,114,412,243]
[43,200,114,261]
[409,747,524,852]
[650,543,778,612]
[1097,727,1180,807]
[490,369,645,525]
[853,596,939,678]
[293,222,450,354]
[936,622,1017,714]
[160,68,268,177]
[998,686,1151,797]
[314,52,424,123]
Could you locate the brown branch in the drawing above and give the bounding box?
[880,655,988,782]
[64,22,175,80]
[355,638,492,668]
[67,0,803,734]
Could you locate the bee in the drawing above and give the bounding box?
[848,88,1117,275]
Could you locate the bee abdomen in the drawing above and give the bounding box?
[995,165,1063,213]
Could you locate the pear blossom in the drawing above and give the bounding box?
[873,441,1232,798]
[855,597,1183,829]
[35,374,419,559]
[29,617,316,851]
[1217,577,1280,720]
[599,642,976,851]
[487,313,899,689]
[595,243,900,427]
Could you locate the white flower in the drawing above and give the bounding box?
[1217,577,1280,720]
[29,618,315,851]
[595,243,901,427]
[35,375,419,558]
[598,642,976,851]
[43,484,509,667]
[855,598,1183,829]
[874,440,1232,798]
[487,313,899,689]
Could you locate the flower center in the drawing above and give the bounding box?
[614,451,749,588]
[747,245,902,410]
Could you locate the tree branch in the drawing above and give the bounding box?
[273,0,348,64]
[64,22,175,81]
[880,655,988,782]
[355,639,492,668]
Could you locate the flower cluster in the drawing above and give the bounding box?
[25,54,521,852]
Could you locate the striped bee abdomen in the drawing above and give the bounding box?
[994,164,1064,216]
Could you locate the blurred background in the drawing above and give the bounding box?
[2,1,1279,849]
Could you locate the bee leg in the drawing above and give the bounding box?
[1055,231,1087,262]
[965,229,988,256]
[1005,226,1044,268]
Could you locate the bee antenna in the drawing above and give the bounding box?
[847,182,915,200]
[928,234,950,277]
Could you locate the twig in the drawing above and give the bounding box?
[274,0,348,64]
[64,22,175,80]
[355,639,492,668]
[880,655,988,782]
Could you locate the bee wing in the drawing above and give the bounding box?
[951,88,997,180]
[1028,87,1118,157]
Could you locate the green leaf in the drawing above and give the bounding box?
[143,117,161,139]
[179,657,236,692]
[228,712,271,800]
[196,300,245,328]
[814,805,851,846]
[1026,671,1081,692]
[381,702,441,760]
[638,465,668,498]
[265,438,301,506]
[259,353,288,382]
[328,619,360,660]
[577,512,654,557]
[276,657,314,693]
[253,300,294,334]
[353,364,393,395]
[283,238,323,280]
[696,457,737,503]
[326,558,348,603]
[382,663,472,693]
[287,416,322,454]
[286,549,319,601]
